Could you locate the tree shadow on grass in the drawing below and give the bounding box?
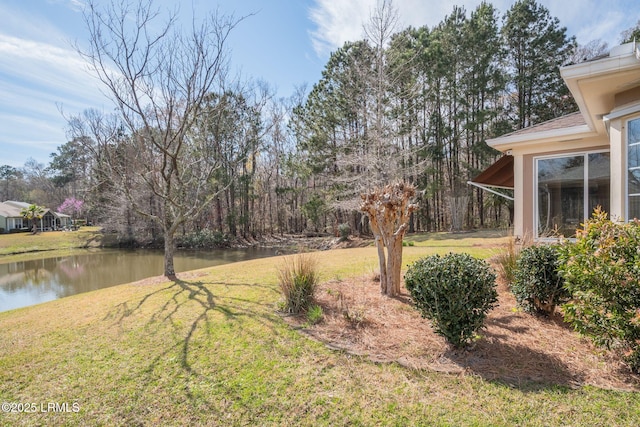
[102,276,286,411]
[104,283,176,324]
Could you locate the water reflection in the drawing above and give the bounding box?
[0,248,279,312]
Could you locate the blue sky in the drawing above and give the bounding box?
[1,0,637,168]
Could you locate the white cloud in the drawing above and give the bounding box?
[67,0,86,12]
[45,0,86,12]
[0,3,70,46]
[0,34,102,101]
[308,0,371,57]
[539,0,636,45]
[308,0,637,58]
[307,0,504,57]
[0,33,108,166]
[0,34,108,116]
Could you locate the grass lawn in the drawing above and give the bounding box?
[0,227,116,259]
[1,231,639,425]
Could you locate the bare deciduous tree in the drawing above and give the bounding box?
[364,0,399,183]
[74,0,240,278]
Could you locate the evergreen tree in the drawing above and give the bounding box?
[461,2,506,226]
[502,0,577,129]
[621,20,640,44]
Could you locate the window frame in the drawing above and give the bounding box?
[534,149,610,241]
[626,116,640,221]
[8,217,23,230]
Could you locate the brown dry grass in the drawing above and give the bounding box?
[289,270,640,392]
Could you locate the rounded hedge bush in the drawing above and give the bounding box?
[511,244,569,315]
[405,253,498,348]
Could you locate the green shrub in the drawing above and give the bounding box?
[560,209,640,373]
[177,229,229,248]
[511,244,569,315]
[277,253,320,314]
[405,253,498,348]
[337,223,350,241]
[306,304,324,325]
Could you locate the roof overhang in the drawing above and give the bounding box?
[467,155,514,201]
[487,124,594,152]
[488,42,640,153]
[561,42,640,135]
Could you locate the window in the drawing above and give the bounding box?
[8,218,23,230]
[628,117,640,220]
[536,152,610,238]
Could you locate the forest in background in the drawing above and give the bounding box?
[2,0,640,246]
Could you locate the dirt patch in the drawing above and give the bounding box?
[287,273,640,391]
[130,271,208,287]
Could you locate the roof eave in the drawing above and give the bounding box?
[560,44,640,81]
[487,124,595,152]
[560,43,640,133]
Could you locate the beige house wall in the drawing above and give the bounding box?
[512,154,524,238]
[609,117,625,221]
[615,86,640,108]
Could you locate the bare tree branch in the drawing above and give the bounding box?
[71,0,243,277]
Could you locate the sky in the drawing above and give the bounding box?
[0,0,637,169]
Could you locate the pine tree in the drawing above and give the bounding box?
[502,0,577,129]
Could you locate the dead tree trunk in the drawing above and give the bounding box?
[449,195,469,232]
[360,182,417,296]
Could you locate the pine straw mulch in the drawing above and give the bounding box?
[287,272,640,391]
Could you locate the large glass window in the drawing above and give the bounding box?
[628,118,640,220]
[536,152,610,238]
[8,218,23,230]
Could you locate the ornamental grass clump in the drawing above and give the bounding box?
[494,235,521,285]
[277,253,320,314]
[560,208,640,373]
[512,244,569,315]
[405,253,498,348]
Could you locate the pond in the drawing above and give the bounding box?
[0,247,280,312]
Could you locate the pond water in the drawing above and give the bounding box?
[0,248,280,312]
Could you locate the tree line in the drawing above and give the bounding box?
[2,0,639,252]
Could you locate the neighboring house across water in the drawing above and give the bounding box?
[0,201,72,233]
[471,42,640,241]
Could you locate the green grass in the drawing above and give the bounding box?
[0,227,116,258]
[0,232,638,425]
